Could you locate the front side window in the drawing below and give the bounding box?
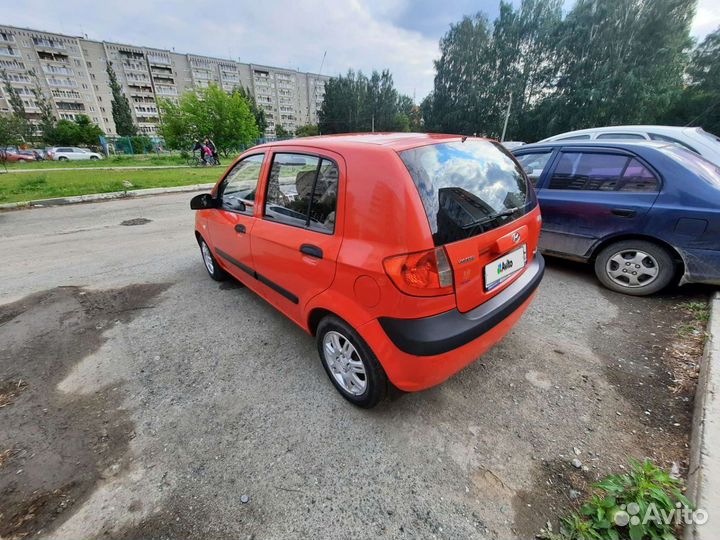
[400,140,531,246]
[515,152,553,187]
[265,153,339,233]
[220,153,265,214]
[549,152,659,192]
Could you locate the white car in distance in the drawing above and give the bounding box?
[47,147,103,161]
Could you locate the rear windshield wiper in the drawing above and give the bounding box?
[464,208,520,228]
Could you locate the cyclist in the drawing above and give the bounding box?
[204,137,220,166]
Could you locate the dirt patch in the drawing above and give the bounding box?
[120,218,152,226]
[512,459,594,538]
[0,283,169,539]
[597,295,708,471]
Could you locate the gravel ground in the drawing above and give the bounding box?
[0,194,712,539]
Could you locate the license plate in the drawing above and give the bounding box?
[484,245,527,290]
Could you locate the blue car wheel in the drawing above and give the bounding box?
[594,240,675,296]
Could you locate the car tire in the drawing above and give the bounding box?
[198,237,228,281]
[58,156,68,161]
[594,239,675,296]
[90,156,99,160]
[316,315,387,408]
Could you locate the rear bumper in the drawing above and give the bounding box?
[379,254,545,356]
[362,255,544,391]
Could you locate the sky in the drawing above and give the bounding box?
[5,0,720,102]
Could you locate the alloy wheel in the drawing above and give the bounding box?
[322,331,367,396]
[201,242,215,274]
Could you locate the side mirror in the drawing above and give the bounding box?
[190,193,216,210]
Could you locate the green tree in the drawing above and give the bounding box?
[295,124,319,137]
[107,62,137,136]
[424,1,562,138]
[234,86,267,133]
[275,124,290,138]
[688,26,720,90]
[662,26,720,135]
[158,83,260,155]
[1,69,32,142]
[46,119,80,145]
[74,114,104,145]
[0,113,26,147]
[319,69,414,133]
[425,0,695,141]
[44,115,104,146]
[545,0,695,136]
[29,71,55,142]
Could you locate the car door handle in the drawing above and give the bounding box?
[611,208,637,218]
[300,244,323,259]
[234,224,246,234]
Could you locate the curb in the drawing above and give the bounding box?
[0,183,215,210]
[686,292,720,539]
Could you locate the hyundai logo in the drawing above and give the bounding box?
[512,232,521,243]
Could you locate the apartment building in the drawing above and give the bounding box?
[0,25,329,137]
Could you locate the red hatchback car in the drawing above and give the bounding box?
[191,133,544,407]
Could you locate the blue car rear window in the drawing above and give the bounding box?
[663,146,720,188]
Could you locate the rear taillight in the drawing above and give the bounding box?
[383,247,454,297]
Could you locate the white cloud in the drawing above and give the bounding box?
[692,0,720,40]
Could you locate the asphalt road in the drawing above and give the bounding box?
[0,194,710,539]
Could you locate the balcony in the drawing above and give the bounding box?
[0,46,20,57]
[0,32,15,44]
[42,64,74,76]
[147,54,171,66]
[122,61,147,73]
[118,49,144,60]
[33,37,65,50]
[153,75,175,85]
[37,50,69,62]
[46,77,78,88]
[56,101,86,112]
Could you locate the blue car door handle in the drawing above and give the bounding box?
[611,208,637,218]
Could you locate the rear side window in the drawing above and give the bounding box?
[596,133,646,140]
[549,152,659,192]
[556,135,591,141]
[515,152,552,187]
[400,140,531,246]
[265,153,339,233]
[663,146,720,188]
[649,133,698,153]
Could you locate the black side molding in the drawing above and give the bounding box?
[215,248,298,304]
[379,254,545,356]
[216,248,254,277]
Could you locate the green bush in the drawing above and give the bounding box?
[540,459,693,540]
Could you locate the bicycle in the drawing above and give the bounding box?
[187,154,219,167]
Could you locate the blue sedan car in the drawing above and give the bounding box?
[512,141,720,295]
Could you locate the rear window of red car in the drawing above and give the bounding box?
[399,140,532,246]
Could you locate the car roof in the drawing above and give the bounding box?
[541,125,699,140]
[252,132,484,153]
[514,140,674,152]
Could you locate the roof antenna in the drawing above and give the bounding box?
[461,136,467,143]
